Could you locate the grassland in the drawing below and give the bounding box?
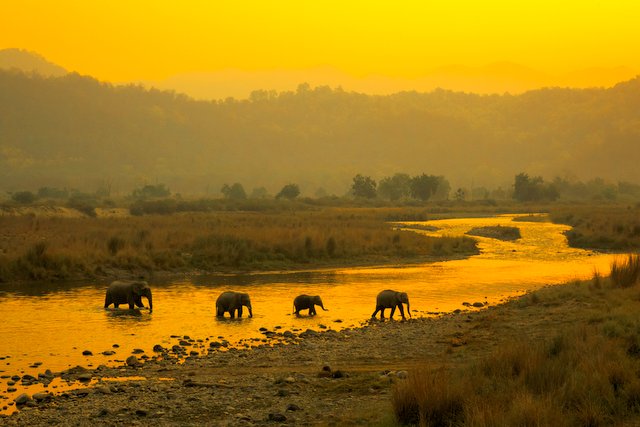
[392,255,640,426]
[550,204,640,250]
[0,207,477,282]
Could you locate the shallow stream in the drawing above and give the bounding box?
[0,214,621,411]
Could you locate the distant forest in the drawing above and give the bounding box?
[1,69,639,197]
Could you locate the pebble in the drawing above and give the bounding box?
[32,392,52,401]
[286,403,301,411]
[268,413,287,422]
[102,350,116,356]
[82,350,93,356]
[132,348,145,354]
[14,393,31,405]
[78,373,92,382]
[126,356,141,367]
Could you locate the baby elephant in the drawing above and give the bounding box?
[372,289,410,320]
[293,294,328,316]
[216,291,253,318]
[104,280,153,312]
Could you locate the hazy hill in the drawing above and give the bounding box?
[0,49,68,77]
[1,69,639,196]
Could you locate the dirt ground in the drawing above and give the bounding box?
[2,287,589,426]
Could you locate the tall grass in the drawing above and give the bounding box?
[550,204,640,250]
[392,268,640,426]
[0,208,477,282]
[610,254,640,288]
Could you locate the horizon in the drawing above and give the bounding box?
[2,1,639,98]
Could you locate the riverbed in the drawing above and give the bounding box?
[0,214,620,413]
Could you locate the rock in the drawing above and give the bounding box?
[283,331,295,339]
[259,327,268,332]
[32,392,51,401]
[44,369,54,378]
[14,393,31,405]
[331,370,344,379]
[96,385,111,394]
[102,350,116,356]
[284,376,296,384]
[153,344,165,352]
[132,348,145,354]
[268,413,287,422]
[78,373,92,382]
[462,302,471,307]
[126,356,141,367]
[209,341,222,348]
[7,387,17,392]
[299,329,318,339]
[286,403,301,411]
[136,409,148,416]
[472,302,484,308]
[82,350,93,356]
[178,340,191,346]
[189,351,199,356]
[318,324,327,329]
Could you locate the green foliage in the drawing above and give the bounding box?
[37,187,68,199]
[351,174,377,199]
[378,173,411,201]
[11,191,36,204]
[410,174,447,201]
[513,173,559,202]
[221,183,247,200]
[276,183,300,200]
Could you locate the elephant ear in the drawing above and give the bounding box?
[132,281,147,295]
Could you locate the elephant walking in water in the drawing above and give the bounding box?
[293,294,328,316]
[104,280,153,312]
[216,291,253,318]
[372,289,410,320]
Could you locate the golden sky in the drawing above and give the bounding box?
[2,0,639,91]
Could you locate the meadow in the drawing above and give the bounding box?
[392,254,640,426]
[0,207,477,282]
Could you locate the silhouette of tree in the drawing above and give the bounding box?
[351,174,377,199]
[276,183,300,200]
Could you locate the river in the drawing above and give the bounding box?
[0,214,620,411]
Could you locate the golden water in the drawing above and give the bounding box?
[0,214,619,412]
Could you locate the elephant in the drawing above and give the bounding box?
[371,289,410,320]
[216,291,253,318]
[293,294,328,316]
[104,280,153,312]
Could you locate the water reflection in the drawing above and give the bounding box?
[0,214,621,412]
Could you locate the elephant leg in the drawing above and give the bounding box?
[380,308,386,319]
[310,307,316,316]
[114,303,120,309]
[372,307,381,318]
[398,304,406,319]
[238,306,243,318]
[216,307,224,317]
[390,306,396,319]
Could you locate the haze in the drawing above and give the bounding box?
[2,1,639,98]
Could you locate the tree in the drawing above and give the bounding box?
[11,191,36,204]
[513,173,558,202]
[221,183,247,200]
[378,173,411,201]
[454,188,467,201]
[410,174,441,201]
[351,174,377,199]
[276,183,300,200]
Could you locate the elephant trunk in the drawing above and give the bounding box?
[247,305,253,318]
[406,301,411,318]
[320,302,328,311]
[147,292,153,313]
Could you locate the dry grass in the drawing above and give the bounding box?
[0,208,478,282]
[392,258,640,426]
[550,204,640,250]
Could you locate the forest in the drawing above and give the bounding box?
[1,69,639,197]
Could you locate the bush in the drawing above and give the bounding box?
[12,191,36,204]
[610,254,640,288]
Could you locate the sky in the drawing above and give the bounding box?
[2,0,639,95]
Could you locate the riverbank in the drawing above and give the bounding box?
[0,208,478,283]
[5,267,640,426]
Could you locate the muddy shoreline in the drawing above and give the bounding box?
[1,281,601,426]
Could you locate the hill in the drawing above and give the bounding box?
[0,49,67,77]
[1,70,639,196]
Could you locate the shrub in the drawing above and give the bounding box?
[610,255,640,288]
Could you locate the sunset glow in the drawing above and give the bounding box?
[2,0,638,91]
